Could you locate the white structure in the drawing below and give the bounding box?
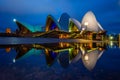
[81,11,104,32]
[81,49,104,70]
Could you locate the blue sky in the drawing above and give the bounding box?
[0,0,120,33]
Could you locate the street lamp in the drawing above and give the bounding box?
[80,22,88,35]
[13,18,16,22]
[84,22,88,26]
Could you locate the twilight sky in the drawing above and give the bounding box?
[0,0,120,33]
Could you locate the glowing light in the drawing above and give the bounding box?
[60,42,63,47]
[84,22,88,26]
[13,59,16,63]
[84,55,89,61]
[6,28,11,33]
[82,28,86,31]
[82,50,85,55]
[5,48,11,53]
[110,36,113,40]
[13,18,16,22]
[110,41,113,46]
[69,48,72,53]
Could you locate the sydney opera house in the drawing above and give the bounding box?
[1,11,120,71]
[1,11,106,41]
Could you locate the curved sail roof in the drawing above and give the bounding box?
[14,19,42,33]
[69,18,81,32]
[45,15,61,32]
[81,11,104,32]
[59,13,70,31]
[14,20,31,34]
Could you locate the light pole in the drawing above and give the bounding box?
[81,22,88,33]
[80,22,88,39]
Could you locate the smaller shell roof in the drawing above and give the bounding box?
[15,20,42,32]
[45,15,61,31]
[69,18,81,30]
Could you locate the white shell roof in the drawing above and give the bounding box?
[81,11,104,32]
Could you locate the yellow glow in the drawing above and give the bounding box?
[84,55,89,61]
[69,29,71,32]
[6,28,11,33]
[59,42,63,48]
[6,48,11,53]
[45,49,49,56]
[69,48,73,54]
[110,41,113,46]
[99,48,103,51]
[110,36,113,40]
[84,22,88,26]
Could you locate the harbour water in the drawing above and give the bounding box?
[0,38,120,80]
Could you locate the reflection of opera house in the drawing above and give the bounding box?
[12,11,106,40]
[6,42,105,70]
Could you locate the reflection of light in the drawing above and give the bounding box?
[110,36,113,40]
[110,41,113,46]
[6,48,11,53]
[13,18,16,22]
[84,55,89,61]
[45,49,49,56]
[13,59,16,63]
[60,42,63,48]
[99,48,103,51]
[80,47,85,55]
[69,48,72,52]
[82,50,85,55]
[82,28,85,31]
[82,22,88,31]
[84,22,88,26]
